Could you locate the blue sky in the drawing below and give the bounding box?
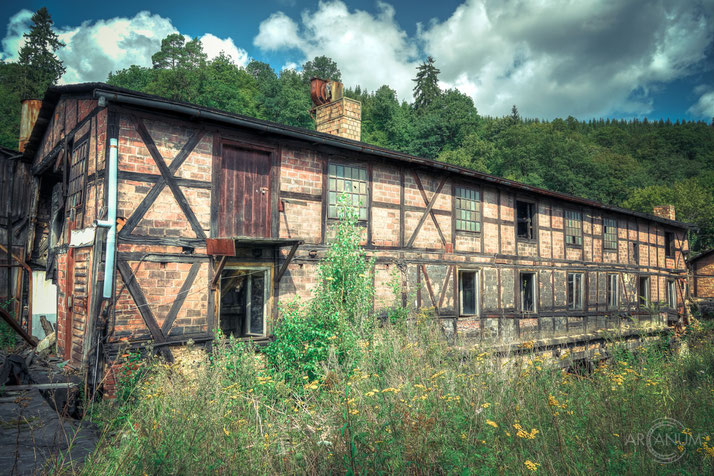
[2,0,713,121]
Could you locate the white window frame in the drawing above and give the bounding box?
[520,272,537,313]
[638,276,651,307]
[567,273,584,310]
[606,274,619,310]
[219,265,271,337]
[458,269,480,317]
[667,280,677,309]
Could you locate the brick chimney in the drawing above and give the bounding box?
[653,204,676,221]
[19,99,42,153]
[310,78,361,141]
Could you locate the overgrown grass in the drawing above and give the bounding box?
[76,201,714,474]
[77,319,714,475]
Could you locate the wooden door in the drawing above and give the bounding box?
[218,145,271,237]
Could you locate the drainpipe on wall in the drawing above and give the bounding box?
[95,138,117,299]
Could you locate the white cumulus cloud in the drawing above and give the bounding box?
[688,89,714,118]
[0,10,251,84]
[254,1,420,101]
[1,9,32,61]
[253,0,714,119]
[199,33,249,66]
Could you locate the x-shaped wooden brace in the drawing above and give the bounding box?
[117,259,201,362]
[420,264,454,316]
[406,172,448,248]
[119,116,206,239]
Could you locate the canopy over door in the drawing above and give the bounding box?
[218,145,271,237]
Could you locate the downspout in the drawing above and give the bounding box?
[95,138,117,299]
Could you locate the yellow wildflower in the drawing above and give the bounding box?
[486,420,498,428]
[524,460,540,471]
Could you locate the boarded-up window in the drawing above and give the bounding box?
[455,186,480,232]
[328,163,368,220]
[567,273,584,310]
[67,140,89,210]
[565,210,582,245]
[603,218,617,250]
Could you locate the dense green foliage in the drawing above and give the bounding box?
[263,196,375,383]
[74,213,714,474]
[1,21,712,250]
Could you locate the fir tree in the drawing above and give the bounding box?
[412,56,441,111]
[17,7,65,99]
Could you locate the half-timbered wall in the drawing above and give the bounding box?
[275,140,689,342]
[32,99,690,375]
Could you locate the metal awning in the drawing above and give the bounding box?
[206,237,302,256]
[207,237,303,288]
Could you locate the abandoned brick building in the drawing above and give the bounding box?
[13,80,691,393]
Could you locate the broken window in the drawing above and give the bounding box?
[516,201,535,240]
[328,163,368,220]
[458,270,479,316]
[606,274,619,310]
[631,242,639,265]
[638,276,650,307]
[455,186,481,232]
[603,218,617,250]
[664,232,675,258]
[520,272,536,313]
[667,280,677,309]
[564,210,582,245]
[567,273,584,310]
[67,139,89,210]
[219,267,268,337]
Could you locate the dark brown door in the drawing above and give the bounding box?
[218,145,271,237]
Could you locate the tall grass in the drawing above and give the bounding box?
[78,319,714,475]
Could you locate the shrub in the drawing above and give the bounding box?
[264,195,375,384]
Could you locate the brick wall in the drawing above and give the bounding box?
[694,253,714,298]
[315,97,361,141]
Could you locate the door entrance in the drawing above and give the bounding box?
[219,267,269,337]
[218,145,271,237]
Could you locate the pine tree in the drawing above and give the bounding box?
[510,104,520,124]
[17,7,65,99]
[412,56,441,112]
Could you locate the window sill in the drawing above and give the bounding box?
[516,237,537,243]
[455,229,481,235]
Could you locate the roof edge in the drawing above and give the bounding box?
[26,82,694,230]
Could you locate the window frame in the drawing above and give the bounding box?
[638,276,651,308]
[516,199,537,241]
[603,217,618,250]
[606,274,619,310]
[564,209,583,246]
[667,279,677,309]
[567,272,584,311]
[458,269,480,317]
[218,265,271,338]
[67,136,90,211]
[631,242,639,265]
[327,162,369,221]
[519,271,537,313]
[664,231,675,258]
[454,185,481,233]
